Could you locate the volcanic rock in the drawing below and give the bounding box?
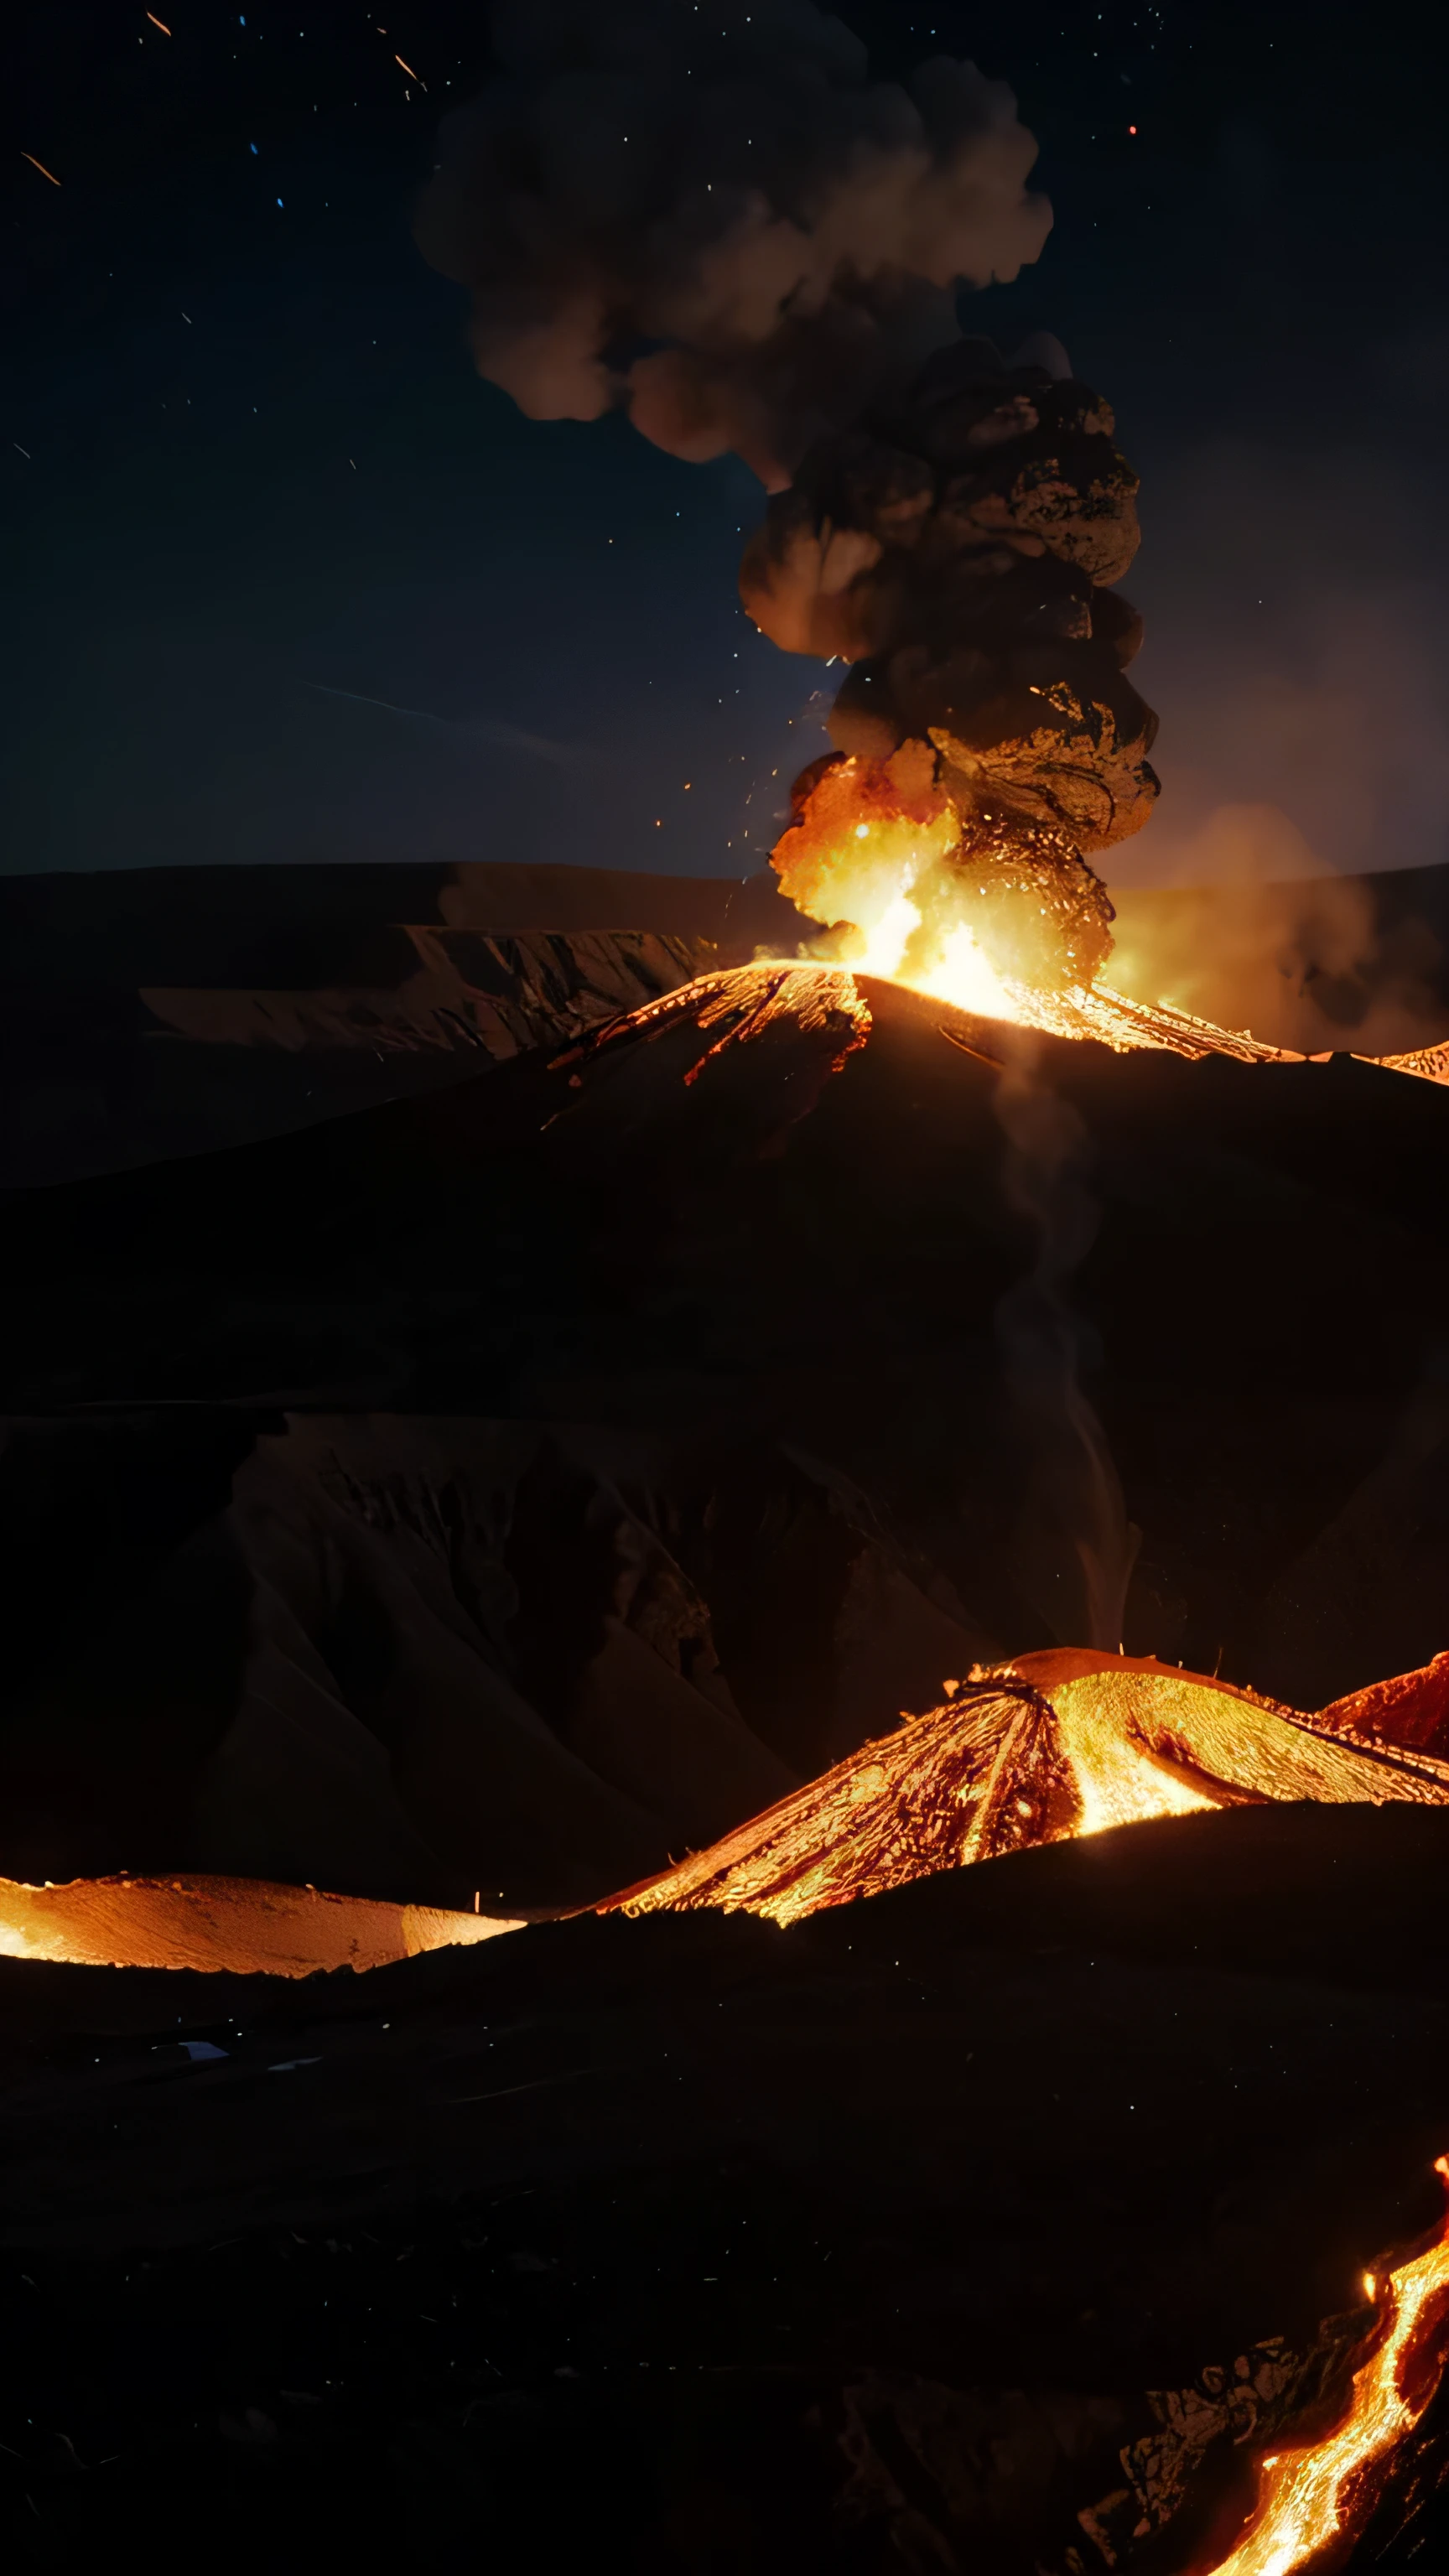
[8,965,1449,1732]
[0,1409,989,1909]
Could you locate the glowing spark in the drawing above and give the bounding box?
[394,51,423,80]
[1363,2272,1377,2300]
[22,153,62,186]
[146,11,172,31]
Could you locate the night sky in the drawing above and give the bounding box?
[6,0,1446,886]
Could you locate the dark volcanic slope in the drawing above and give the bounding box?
[4,1806,1449,2573]
[6,854,1449,1187]
[0,860,812,1186]
[8,968,1449,1628]
[6,967,1449,1899]
[0,1410,986,1904]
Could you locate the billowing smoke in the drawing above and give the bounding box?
[417,0,1158,993]
[1107,866,1446,1058]
[744,342,1160,859]
[752,335,1164,989]
[413,0,1052,490]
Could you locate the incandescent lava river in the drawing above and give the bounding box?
[8,1649,1449,2575]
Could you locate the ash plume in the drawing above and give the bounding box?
[413,0,1052,490]
[417,1,1159,993]
[745,340,1160,860]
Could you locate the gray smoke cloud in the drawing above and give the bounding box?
[414,0,1052,489]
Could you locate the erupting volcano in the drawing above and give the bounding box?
[413,3,1441,1076]
[746,336,1156,1023]
[415,0,1165,1040]
[12,7,1449,2572]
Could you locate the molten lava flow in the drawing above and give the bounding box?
[13,1654,1449,1973]
[600,1653,1449,1929]
[1204,2164,1449,2576]
[0,1871,523,1976]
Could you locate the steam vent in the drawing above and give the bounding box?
[745,340,1156,992]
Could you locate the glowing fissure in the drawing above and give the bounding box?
[1204,2163,1449,2576]
[1051,1690,1220,1834]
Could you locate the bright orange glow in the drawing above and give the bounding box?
[1054,1697,1221,1832]
[1206,2175,1449,2575]
[22,151,62,185]
[605,1654,1449,1929]
[0,1870,522,1976]
[766,756,1295,1060]
[145,11,172,31]
[770,752,1047,1022]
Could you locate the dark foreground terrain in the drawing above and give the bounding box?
[8,869,1449,2570]
[6,1805,1449,2573]
[7,967,1449,1910]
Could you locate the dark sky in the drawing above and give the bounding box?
[5,0,1447,885]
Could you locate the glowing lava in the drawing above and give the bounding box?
[602,1653,1449,1929]
[10,1654,1449,1971]
[0,1871,522,1976]
[1205,2162,1449,2576]
[771,745,1116,1016]
[765,750,1296,1062]
[759,750,1449,1083]
[8,1649,1449,2572]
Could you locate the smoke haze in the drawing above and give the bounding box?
[414,0,1052,489]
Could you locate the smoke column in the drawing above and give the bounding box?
[416,0,1160,990]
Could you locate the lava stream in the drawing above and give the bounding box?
[1206,2162,1449,2575]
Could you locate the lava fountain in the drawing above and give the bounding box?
[745,333,1158,1031]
